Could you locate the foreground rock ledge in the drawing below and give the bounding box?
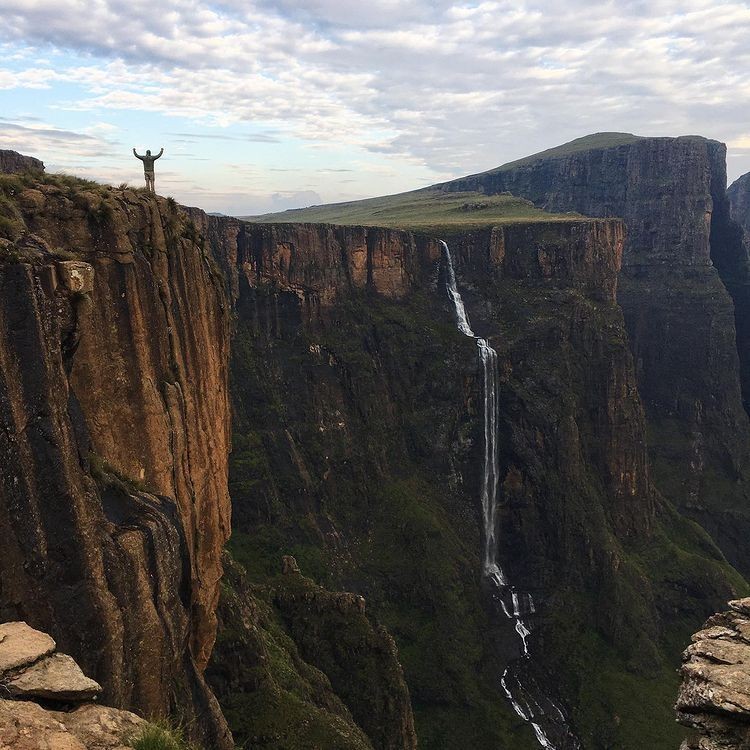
[0,700,143,750]
[676,598,750,749]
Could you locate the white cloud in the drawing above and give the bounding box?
[0,0,749,199]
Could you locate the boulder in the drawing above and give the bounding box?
[677,603,750,749]
[0,622,55,676]
[7,654,102,701]
[0,699,142,749]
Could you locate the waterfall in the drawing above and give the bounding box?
[441,240,557,750]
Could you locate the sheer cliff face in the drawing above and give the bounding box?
[200,211,742,749]
[442,136,750,575]
[0,175,232,747]
[0,150,43,175]
[729,172,750,241]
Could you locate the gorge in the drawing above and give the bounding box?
[1,134,750,750]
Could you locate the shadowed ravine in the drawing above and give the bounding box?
[441,240,581,750]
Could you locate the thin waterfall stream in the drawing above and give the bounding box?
[441,240,569,750]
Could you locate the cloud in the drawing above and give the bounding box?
[270,189,322,210]
[1,0,749,187]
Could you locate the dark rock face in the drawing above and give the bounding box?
[201,210,743,749]
[729,172,750,238]
[441,135,750,575]
[0,181,233,748]
[676,598,750,750]
[0,150,44,174]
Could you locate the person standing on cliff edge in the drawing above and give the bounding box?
[132,147,163,193]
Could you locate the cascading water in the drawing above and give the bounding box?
[441,240,567,750]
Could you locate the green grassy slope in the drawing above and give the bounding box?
[242,133,649,232]
[243,188,584,234]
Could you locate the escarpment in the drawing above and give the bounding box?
[0,170,233,747]
[197,204,743,748]
[440,134,750,575]
[0,150,43,175]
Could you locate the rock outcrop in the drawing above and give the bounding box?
[677,598,750,749]
[0,150,44,175]
[0,621,144,750]
[440,134,750,575]
[0,700,144,750]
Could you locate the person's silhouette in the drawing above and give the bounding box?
[133,147,164,193]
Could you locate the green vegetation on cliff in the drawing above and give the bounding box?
[216,232,749,749]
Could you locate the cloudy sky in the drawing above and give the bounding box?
[1,0,749,215]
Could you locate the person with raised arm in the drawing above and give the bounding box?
[132,147,164,193]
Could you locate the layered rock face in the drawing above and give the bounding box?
[0,175,232,746]
[677,598,750,749]
[200,206,742,748]
[186,211,441,304]
[441,135,750,574]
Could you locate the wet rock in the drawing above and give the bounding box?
[7,653,102,702]
[0,623,56,676]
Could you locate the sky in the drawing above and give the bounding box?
[1,1,750,215]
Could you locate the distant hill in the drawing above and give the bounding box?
[244,133,651,233]
[243,188,583,234]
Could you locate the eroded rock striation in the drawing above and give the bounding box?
[677,598,750,749]
[0,175,232,747]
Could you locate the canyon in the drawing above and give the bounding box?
[1,139,750,749]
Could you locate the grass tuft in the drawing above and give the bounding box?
[130,722,196,750]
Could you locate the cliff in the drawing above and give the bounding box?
[676,598,750,750]
[2,150,748,750]
[208,554,417,750]
[0,171,232,747]
[200,202,744,748]
[439,134,750,575]
[729,172,750,239]
[0,150,44,175]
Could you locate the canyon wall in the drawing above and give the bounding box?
[729,171,750,240]
[0,170,233,747]
[441,135,750,575]
[200,208,743,748]
[2,151,748,750]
